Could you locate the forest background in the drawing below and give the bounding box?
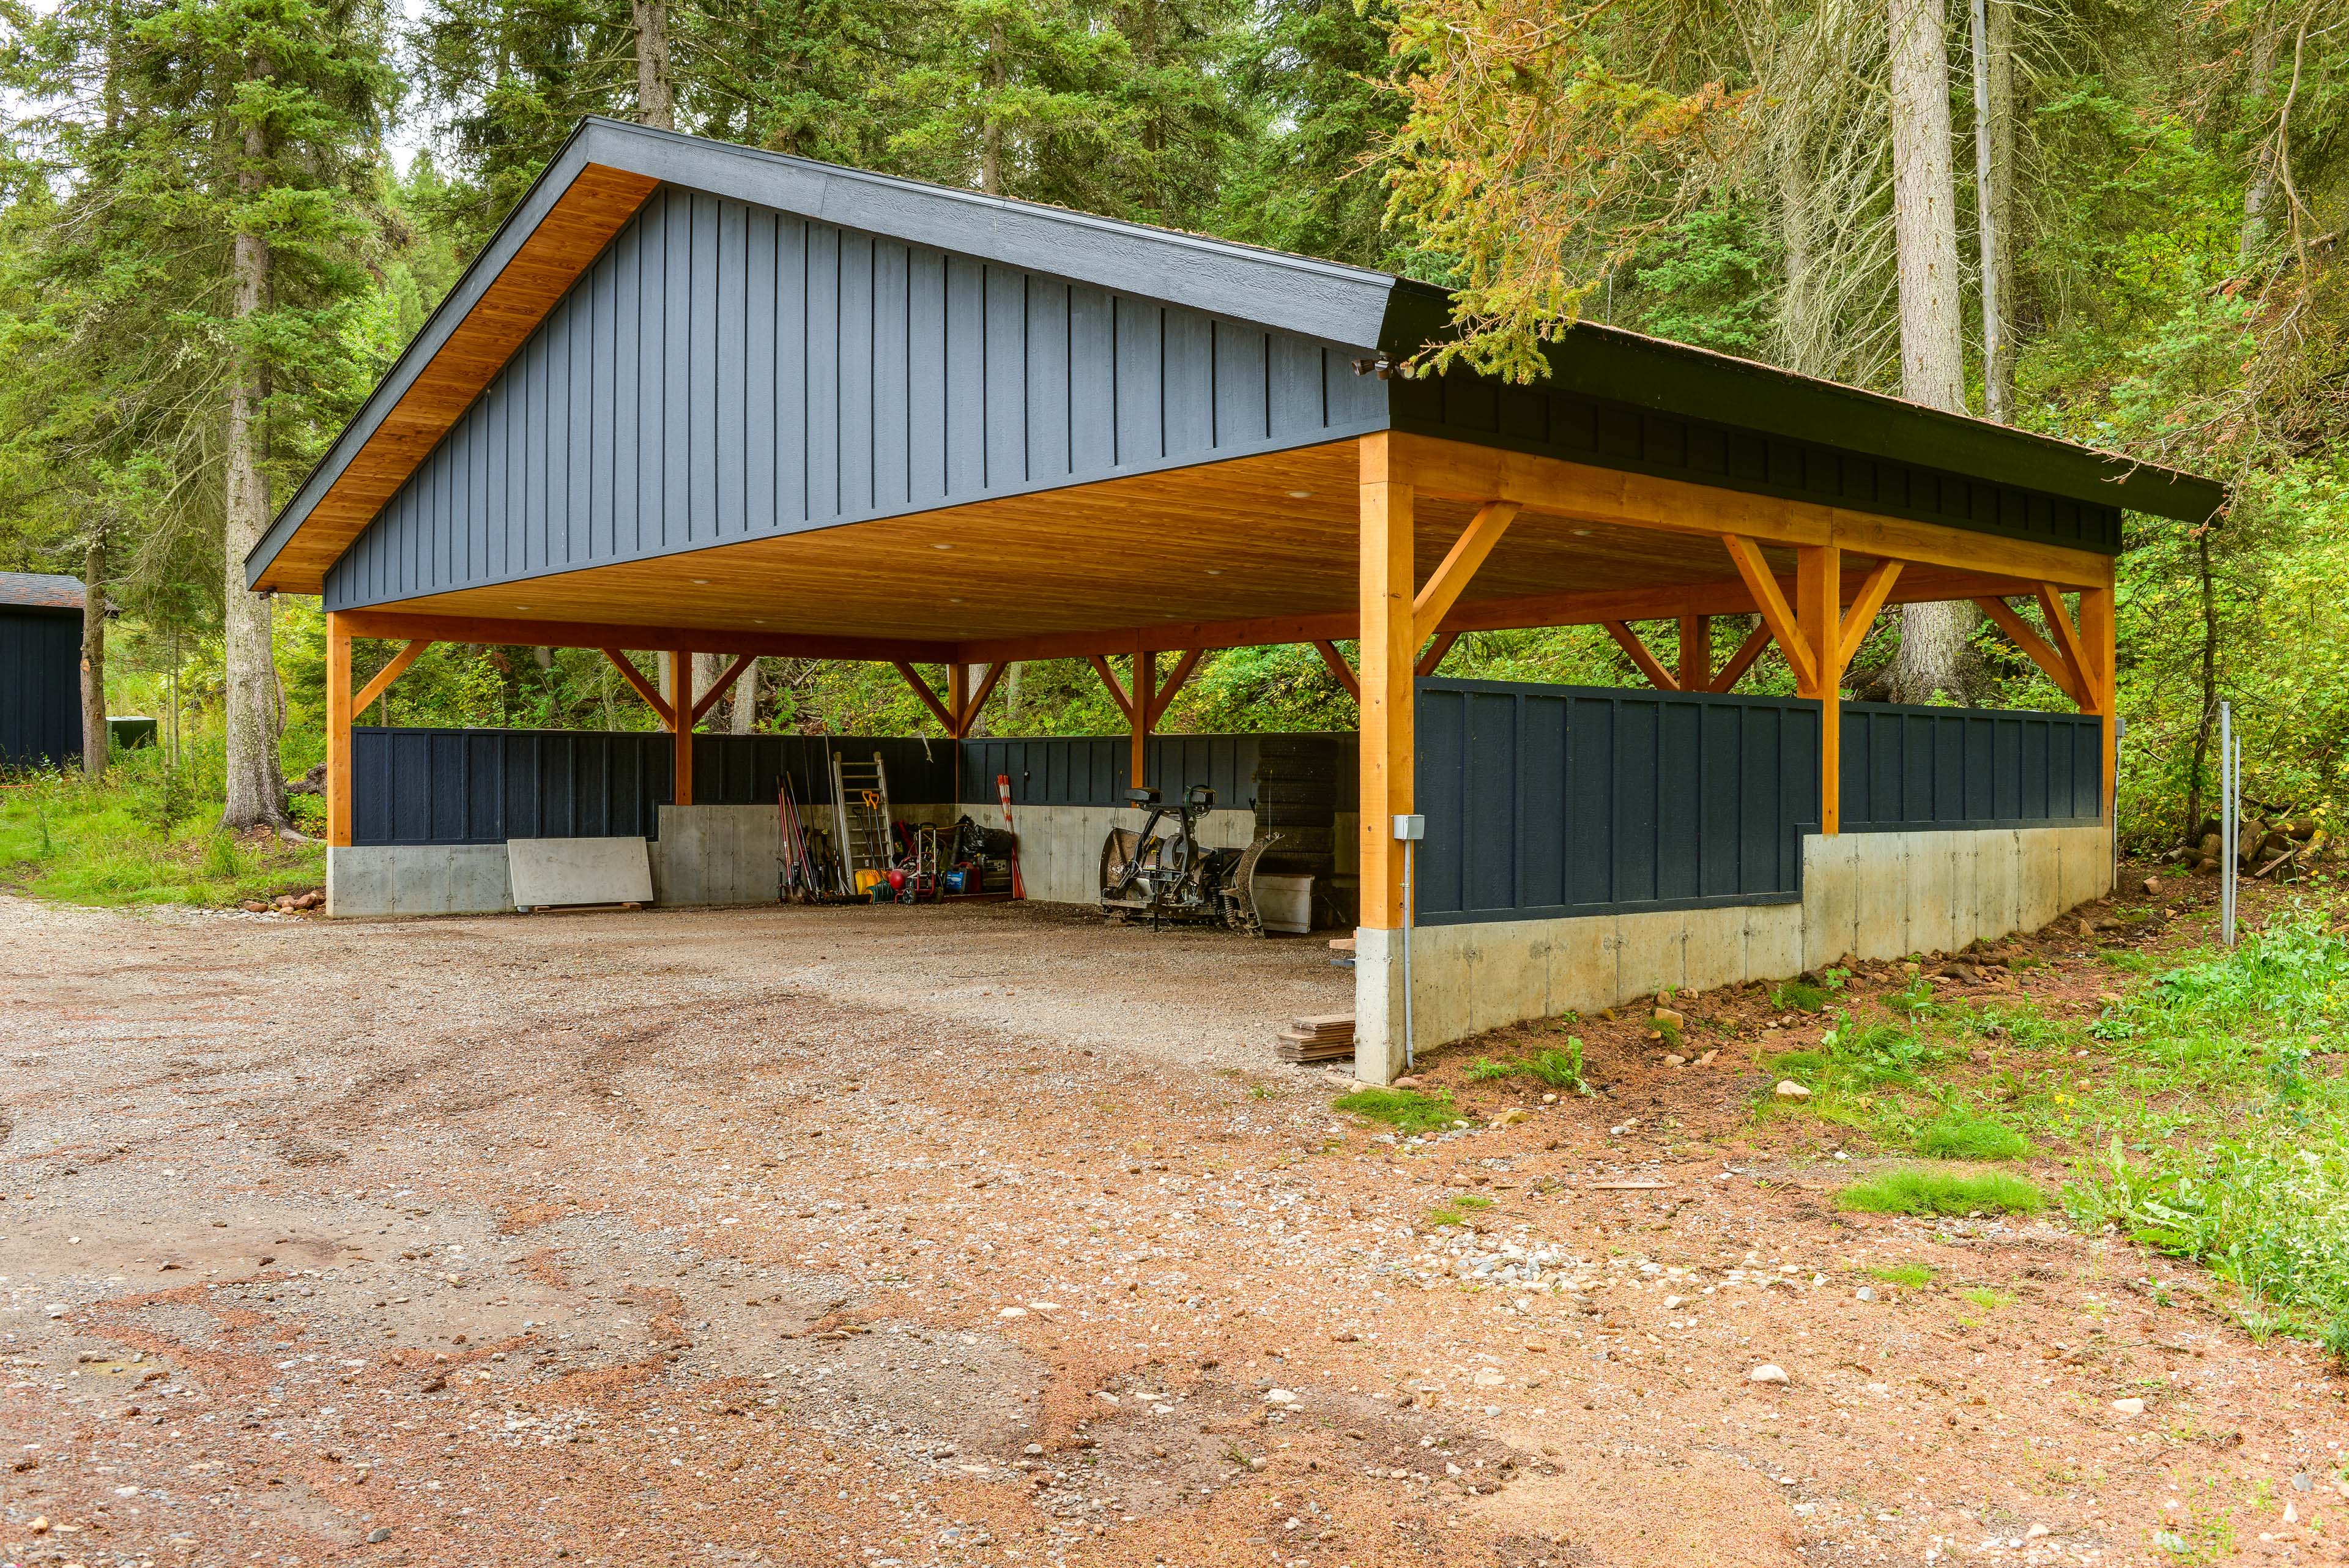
[0,0,2343,868]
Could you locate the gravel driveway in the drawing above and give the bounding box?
[2,892,2340,1567]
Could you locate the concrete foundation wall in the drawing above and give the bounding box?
[327,844,512,918]
[1353,823,2112,1082]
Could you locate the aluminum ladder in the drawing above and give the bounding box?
[830,750,894,894]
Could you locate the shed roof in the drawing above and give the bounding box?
[247,117,2225,599]
[0,573,85,611]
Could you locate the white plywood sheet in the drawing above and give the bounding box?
[508,837,655,910]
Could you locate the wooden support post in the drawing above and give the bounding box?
[326,612,352,849]
[949,663,971,737]
[2079,580,2117,822]
[668,650,694,807]
[1677,612,1710,691]
[1796,545,1842,834]
[1130,645,1156,792]
[1360,434,1414,929]
[1604,622,1680,691]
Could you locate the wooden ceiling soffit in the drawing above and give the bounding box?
[253,163,660,595]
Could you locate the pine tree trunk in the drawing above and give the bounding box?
[729,660,759,734]
[222,109,288,831]
[979,21,1006,195]
[633,0,673,131]
[1888,0,1975,704]
[1968,0,2008,423]
[2240,13,2279,268]
[1984,0,2017,414]
[80,524,107,779]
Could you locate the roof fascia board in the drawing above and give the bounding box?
[245,127,612,587]
[1379,280,2224,526]
[592,119,1397,351]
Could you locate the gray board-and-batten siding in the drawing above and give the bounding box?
[324,186,1387,609]
[289,117,2226,612]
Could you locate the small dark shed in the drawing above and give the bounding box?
[0,573,84,770]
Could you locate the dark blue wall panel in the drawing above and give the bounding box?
[325,187,1387,611]
[1840,704,2104,830]
[351,729,960,845]
[0,608,82,770]
[1414,680,1821,926]
[960,732,1353,809]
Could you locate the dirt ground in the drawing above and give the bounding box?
[2,885,2345,1568]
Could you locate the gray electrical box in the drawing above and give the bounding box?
[1392,814,1425,841]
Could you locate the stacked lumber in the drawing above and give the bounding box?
[1275,1012,1356,1063]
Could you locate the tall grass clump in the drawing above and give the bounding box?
[2066,912,2349,1353]
[0,737,323,907]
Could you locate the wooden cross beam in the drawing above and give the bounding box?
[1603,622,1680,691]
[1721,534,1816,692]
[957,661,1011,737]
[1974,593,2093,707]
[601,648,675,729]
[892,661,957,734]
[689,653,759,723]
[1411,500,1522,645]
[1709,621,1774,693]
[1149,648,1208,727]
[1312,639,1359,699]
[353,639,431,715]
[1415,631,1460,678]
[1087,653,1134,722]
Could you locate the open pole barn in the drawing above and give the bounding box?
[0,573,86,771]
[245,117,2225,1083]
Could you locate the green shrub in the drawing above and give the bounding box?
[1520,1041,1587,1091]
[1837,1166,2046,1216]
[1464,1058,1515,1082]
[1333,1087,1458,1137]
[1772,980,1830,1013]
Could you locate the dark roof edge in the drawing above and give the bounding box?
[246,119,1402,589]
[1378,281,2226,526]
[595,119,1400,347]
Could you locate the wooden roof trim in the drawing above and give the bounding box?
[250,157,659,594]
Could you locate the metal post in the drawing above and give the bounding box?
[1394,813,1424,1073]
[2219,702,2236,948]
[2112,715,2124,893]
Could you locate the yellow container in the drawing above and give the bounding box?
[854,868,885,894]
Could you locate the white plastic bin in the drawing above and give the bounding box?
[1252,872,1313,935]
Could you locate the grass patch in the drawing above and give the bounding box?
[1458,1040,1589,1093]
[1454,1192,1493,1210]
[0,738,323,908]
[1332,1087,1458,1138]
[1837,1165,2047,1216]
[1914,1106,2032,1161]
[1866,1262,1935,1289]
[1772,979,1830,1013]
[1520,1042,1588,1091]
[1961,1285,2018,1310]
